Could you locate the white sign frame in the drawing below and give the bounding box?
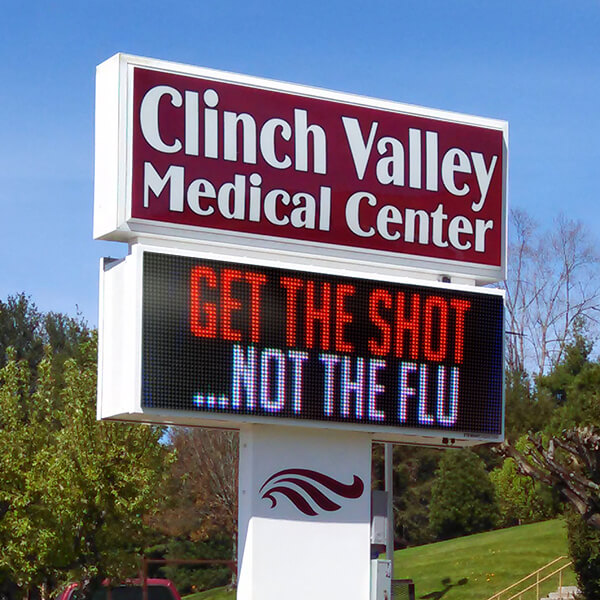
[97,242,505,448]
[95,53,508,285]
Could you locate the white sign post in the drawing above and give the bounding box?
[237,425,372,599]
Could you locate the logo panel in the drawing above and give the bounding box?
[259,468,365,516]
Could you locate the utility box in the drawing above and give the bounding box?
[371,490,388,549]
[370,559,392,600]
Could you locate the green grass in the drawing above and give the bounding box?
[184,588,234,600]
[393,519,575,600]
[183,519,575,600]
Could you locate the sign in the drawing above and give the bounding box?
[95,249,506,444]
[95,56,509,599]
[95,54,508,282]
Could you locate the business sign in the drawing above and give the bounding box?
[95,54,508,283]
[98,247,504,445]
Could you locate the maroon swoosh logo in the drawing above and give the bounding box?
[260,468,364,516]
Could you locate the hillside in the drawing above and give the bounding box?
[395,518,574,599]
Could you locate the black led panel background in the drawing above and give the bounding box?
[142,252,504,436]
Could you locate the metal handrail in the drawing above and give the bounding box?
[506,561,573,600]
[486,555,571,600]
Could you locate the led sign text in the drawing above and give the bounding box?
[142,252,504,437]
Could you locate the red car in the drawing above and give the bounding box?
[58,579,182,600]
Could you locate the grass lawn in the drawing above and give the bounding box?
[394,519,575,600]
[184,519,575,600]
[184,588,234,600]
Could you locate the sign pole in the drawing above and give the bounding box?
[385,442,394,576]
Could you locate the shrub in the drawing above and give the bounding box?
[429,449,499,540]
[566,509,600,599]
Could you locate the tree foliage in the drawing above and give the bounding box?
[149,428,238,546]
[429,450,498,540]
[504,368,554,441]
[537,323,594,405]
[500,428,600,531]
[490,438,559,527]
[146,537,233,594]
[145,428,238,590]
[392,447,439,546]
[372,444,441,546]
[498,331,600,528]
[0,294,45,370]
[0,335,172,597]
[566,507,600,600]
[0,294,90,374]
[497,324,600,598]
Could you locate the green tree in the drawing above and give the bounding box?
[498,333,600,599]
[146,537,233,594]
[490,437,559,527]
[429,450,498,540]
[566,507,600,600]
[0,294,44,370]
[0,293,90,382]
[504,368,554,441]
[535,322,595,417]
[0,336,173,598]
[548,361,600,432]
[392,446,440,546]
[371,444,441,547]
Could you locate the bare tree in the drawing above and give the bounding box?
[503,209,600,378]
[149,428,238,546]
[498,428,600,531]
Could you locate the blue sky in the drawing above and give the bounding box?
[0,0,598,325]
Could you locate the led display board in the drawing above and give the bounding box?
[123,250,504,444]
[95,54,508,283]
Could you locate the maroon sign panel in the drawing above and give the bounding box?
[127,63,505,273]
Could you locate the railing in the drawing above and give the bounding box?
[486,555,573,600]
[392,579,415,600]
[139,556,237,600]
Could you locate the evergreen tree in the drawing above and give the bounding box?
[0,294,44,370]
[0,293,90,378]
[499,331,600,598]
[429,449,498,540]
[371,444,441,547]
[566,507,600,600]
[504,367,554,441]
